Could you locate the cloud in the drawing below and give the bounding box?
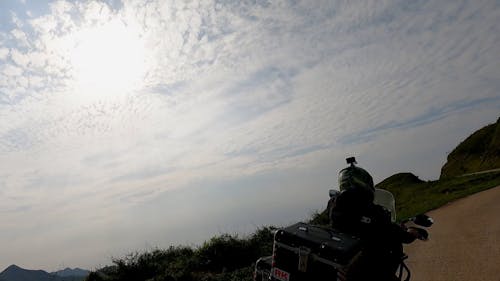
[10,29,29,47]
[1,63,22,76]
[0,48,9,60]
[9,48,30,67]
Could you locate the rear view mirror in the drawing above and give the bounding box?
[329,189,339,198]
[409,227,429,241]
[413,214,434,227]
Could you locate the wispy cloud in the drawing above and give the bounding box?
[340,96,500,144]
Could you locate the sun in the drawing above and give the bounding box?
[69,19,147,101]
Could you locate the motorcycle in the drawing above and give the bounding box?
[253,189,433,281]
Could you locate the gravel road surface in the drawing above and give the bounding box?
[405,186,500,281]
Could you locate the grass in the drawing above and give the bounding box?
[378,171,500,220]
[86,227,276,281]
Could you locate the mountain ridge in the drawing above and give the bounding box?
[53,267,89,278]
[0,264,88,281]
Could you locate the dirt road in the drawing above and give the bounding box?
[405,186,500,281]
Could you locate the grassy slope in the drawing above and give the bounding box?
[377,171,500,220]
[86,228,276,281]
[440,117,500,178]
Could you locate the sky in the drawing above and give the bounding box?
[0,0,499,272]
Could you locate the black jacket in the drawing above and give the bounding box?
[328,189,416,280]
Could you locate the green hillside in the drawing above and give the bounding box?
[440,117,500,178]
[376,171,500,220]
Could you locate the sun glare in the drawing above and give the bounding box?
[69,19,147,101]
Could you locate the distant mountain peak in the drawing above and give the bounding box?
[3,264,21,272]
[6,264,19,269]
[53,267,90,277]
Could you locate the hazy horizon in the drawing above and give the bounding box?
[0,0,499,272]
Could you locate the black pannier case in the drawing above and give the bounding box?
[271,222,362,281]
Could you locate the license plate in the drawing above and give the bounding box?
[272,267,290,281]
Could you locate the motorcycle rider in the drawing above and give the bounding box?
[328,157,420,281]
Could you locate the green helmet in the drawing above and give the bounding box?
[338,157,375,201]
